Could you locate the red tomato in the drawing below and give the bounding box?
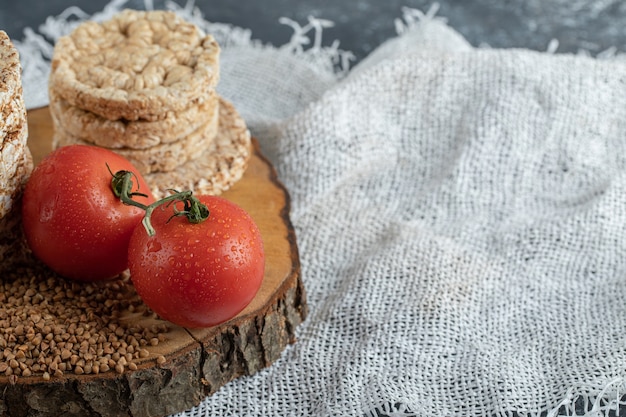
[21,144,155,281]
[128,195,265,328]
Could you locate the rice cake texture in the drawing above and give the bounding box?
[0,30,31,220]
[0,123,29,210]
[145,98,251,199]
[48,89,218,149]
[0,31,30,219]
[0,89,28,146]
[47,11,250,200]
[49,9,220,121]
[0,31,23,108]
[0,147,32,218]
[0,32,32,268]
[0,149,33,271]
[52,101,220,174]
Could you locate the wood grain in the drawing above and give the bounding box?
[0,107,307,417]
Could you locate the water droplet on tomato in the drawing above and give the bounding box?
[147,240,162,253]
[187,238,200,246]
[224,255,231,262]
[39,196,58,223]
[108,212,121,222]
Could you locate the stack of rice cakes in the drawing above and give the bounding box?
[48,9,251,199]
[0,30,34,269]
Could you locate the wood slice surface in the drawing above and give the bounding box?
[0,107,307,417]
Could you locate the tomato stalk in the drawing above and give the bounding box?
[110,168,209,236]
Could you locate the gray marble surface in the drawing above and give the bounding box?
[1,0,625,64]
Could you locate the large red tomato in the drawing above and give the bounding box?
[22,144,155,281]
[127,195,265,328]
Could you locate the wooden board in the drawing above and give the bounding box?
[0,107,307,417]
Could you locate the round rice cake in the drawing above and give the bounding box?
[145,97,251,199]
[49,9,220,121]
[0,30,23,108]
[0,122,28,206]
[0,144,32,218]
[52,100,220,174]
[0,29,28,184]
[0,148,33,271]
[49,89,218,150]
[0,30,30,219]
[1,87,27,144]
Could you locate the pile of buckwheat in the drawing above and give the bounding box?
[0,264,170,380]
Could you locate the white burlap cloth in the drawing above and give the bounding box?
[14,1,626,416]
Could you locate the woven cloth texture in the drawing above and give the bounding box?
[202,22,626,417]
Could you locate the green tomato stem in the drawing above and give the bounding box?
[110,169,209,237]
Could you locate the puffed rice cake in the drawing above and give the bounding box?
[48,89,219,150]
[48,10,251,200]
[145,97,251,199]
[52,100,220,174]
[0,31,30,211]
[0,151,33,268]
[0,30,34,269]
[49,9,220,122]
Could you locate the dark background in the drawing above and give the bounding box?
[1,0,625,64]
